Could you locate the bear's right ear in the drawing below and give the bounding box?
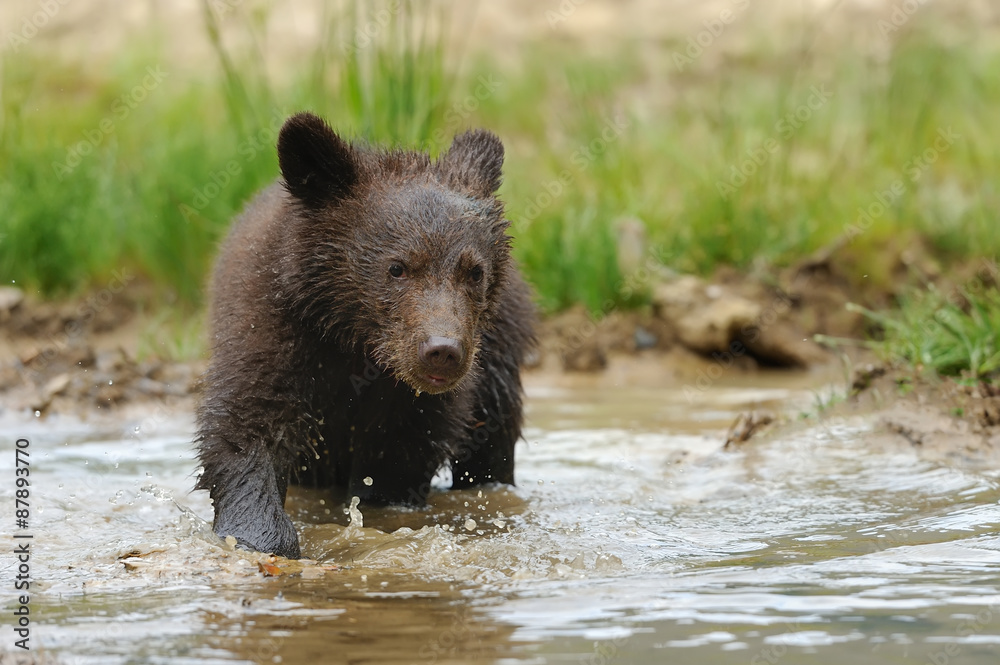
[278,112,357,209]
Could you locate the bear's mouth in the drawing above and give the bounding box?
[419,373,458,393]
[424,373,450,386]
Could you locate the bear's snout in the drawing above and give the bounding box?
[418,335,466,387]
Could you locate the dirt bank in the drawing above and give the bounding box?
[2,252,847,417]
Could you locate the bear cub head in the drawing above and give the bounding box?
[277,112,513,396]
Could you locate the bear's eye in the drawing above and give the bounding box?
[468,265,484,283]
[388,262,406,279]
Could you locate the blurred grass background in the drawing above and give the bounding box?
[1,0,998,319]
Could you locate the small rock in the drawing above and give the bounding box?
[633,326,657,350]
[652,275,705,311]
[654,275,826,366]
[42,373,71,399]
[121,558,148,572]
[674,296,761,355]
[0,286,24,314]
[743,321,829,368]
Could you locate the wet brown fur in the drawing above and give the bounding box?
[195,113,535,558]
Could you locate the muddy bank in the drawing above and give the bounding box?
[1,258,841,418]
[721,361,1000,473]
[0,283,200,418]
[847,365,1000,469]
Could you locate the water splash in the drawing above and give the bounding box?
[347,495,364,528]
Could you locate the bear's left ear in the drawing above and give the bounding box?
[278,112,358,209]
[436,129,504,198]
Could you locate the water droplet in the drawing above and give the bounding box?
[34,411,40,417]
[363,476,373,486]
[464,518,477,531]
[108,380,113,385]
[347,496,364,528]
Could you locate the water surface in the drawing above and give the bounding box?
[3,368,1000,664]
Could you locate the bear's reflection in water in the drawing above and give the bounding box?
[201,576,522,664]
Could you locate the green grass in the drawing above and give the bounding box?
[850,285,1000,380]
[1,2,999,325]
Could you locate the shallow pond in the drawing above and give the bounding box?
[4,368,1000,664]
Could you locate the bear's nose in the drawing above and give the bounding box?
[418,336,464,372]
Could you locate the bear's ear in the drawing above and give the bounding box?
[278,112,358,208]
[436,129,504,198]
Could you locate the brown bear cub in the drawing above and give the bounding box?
[195,112,535,558]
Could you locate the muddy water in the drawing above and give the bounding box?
[4,369,1000,664]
